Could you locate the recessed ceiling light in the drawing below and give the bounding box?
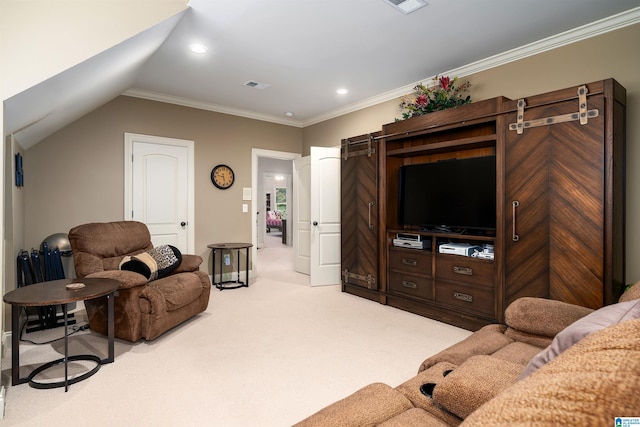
[336,88,349,95]
[189,44,208,54]
[383,0,428,14]
[285,112,295,117]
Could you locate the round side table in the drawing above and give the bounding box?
[3,278,119,391]
[207,243,253,290]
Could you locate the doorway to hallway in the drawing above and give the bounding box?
[252,149,300,280]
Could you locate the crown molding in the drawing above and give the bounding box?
[122,89,304,128]
[125,7,640,129]
[302,6,640,127]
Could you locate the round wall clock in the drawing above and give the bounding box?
[211,164,235,189]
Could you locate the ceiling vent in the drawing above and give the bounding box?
[244,80,271,90]
[383,0,427,14]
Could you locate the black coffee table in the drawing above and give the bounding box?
[3,278,119,392]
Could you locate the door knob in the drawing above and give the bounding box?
[312,221,318,226]
[180,221,187,227]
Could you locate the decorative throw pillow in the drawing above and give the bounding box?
[519,298,640,379]
[119,245,182,282]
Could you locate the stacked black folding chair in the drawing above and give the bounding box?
[16,243,75,332]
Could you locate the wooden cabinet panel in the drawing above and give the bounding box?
[341,135,379,291]
[504,87,623,309]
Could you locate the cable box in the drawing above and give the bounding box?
[395,233,424,242]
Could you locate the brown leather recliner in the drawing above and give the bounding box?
[68,221,211,342]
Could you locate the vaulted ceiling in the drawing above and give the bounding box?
[5,0,640,149]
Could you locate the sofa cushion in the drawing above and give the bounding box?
[378,408,451,427]
[461,319,640,426]
[419,324,510,371]
[490,341,544,365]
[520,298,640,379]
[294,383,414,427]
[432,355,523,419]
[150,272,205,312]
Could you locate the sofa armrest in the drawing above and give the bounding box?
[171,254,203,274]
[620,280,640,302]
[432,355,523,419]
[504,297,593,338]
[86,270,148,289]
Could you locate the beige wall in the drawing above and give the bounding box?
[303,23,640,284]
[22,96,303,276]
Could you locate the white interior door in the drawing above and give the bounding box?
[293,156,311,275]
[125,133,194,252]
[310,146,341,286]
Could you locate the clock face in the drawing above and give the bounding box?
[211,164,235,189]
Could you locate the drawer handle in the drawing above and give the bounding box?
[453,292,473,303]
[402,280,417,289]
[453,266,473,276]
[402,258,417,266]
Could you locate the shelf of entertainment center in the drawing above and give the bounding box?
[386,134,497,157]
[388,229,494,242]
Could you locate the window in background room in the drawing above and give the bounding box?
[275,187,287,218]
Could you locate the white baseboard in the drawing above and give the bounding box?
[1,332,8,359]
[0,385,5,419]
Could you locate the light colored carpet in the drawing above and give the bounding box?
[1,239,471,426]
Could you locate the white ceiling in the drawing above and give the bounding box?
[6,0,640,149]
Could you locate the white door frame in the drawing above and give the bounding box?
[124,133,195,253]
[251,148,301,276]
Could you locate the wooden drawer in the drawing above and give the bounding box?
[435,255,494,286]
[389,272,433,300]
[389,249,432,276]
[435,281,494,317]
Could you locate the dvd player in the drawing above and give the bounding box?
[393,238,428,249]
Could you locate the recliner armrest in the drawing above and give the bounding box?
[171,254,203,273]
[505,297,593,338]
[86,270,148,289]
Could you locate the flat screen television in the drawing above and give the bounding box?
[398,156,496,232]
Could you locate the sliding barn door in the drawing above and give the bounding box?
[341,135,378,291]
[505,95,609,309]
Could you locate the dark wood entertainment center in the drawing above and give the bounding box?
[341,79,626,331]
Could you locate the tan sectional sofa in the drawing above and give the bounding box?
[295,282,640,426]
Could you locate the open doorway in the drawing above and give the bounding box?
[251,149,301,279]
[261,172,291,249]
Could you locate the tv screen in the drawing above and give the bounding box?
[398,156,496,231]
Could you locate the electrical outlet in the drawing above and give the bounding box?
[224,254,231,266]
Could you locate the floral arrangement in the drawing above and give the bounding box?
[398,76,471,120]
